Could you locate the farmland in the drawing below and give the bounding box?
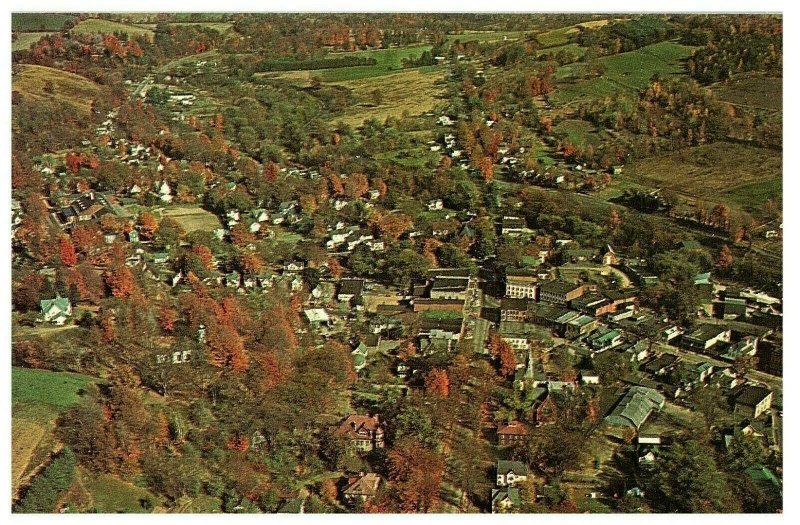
[328,68,447,127]
[550,41,696,105]
[626,141,782,208]
[444,30,528,44]
[12,64,107,113]
[72,18,154,39]
[12,368,99,496]
[712,74,783,113]
[12,13,74,31]
[313,45,435,82]
[12,33,49,52]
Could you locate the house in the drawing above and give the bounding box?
[579,369,600,385]
[127,230,140,243]
[57,192,114,227]
[500,298,531,322]
[723,297,747,319]
[501,216,528,236]
[538,280,584,305]
[283,260,305,272]
[427,199,444,211]
[734,385,773,419]
[304,308,331,328]
[605,386,665,429]
[682,325,731,352]
[496,460,528,487]
[491,488,521,513]
[334,415,385,452]
[351,343,369,372]
[338,279,365,302]
[564,315,597,339]
[586,328,623,352]
[343,473,382,504]
[720,336,759,362]
[505,270,539,299]
[39,296,72,325]
[643,353,679,376]
[602,245,618,266]
[496,420,530,446]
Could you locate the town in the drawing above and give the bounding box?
[11,12,782,514]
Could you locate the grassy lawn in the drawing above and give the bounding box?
[12,64,107,113]
[329,69,447,127]
[160,205,222,233]
[12,13,74,31]
[12,32,48,52]
[552,119,616,148]
[536,42,586,59]
[72,18,155,39]
[13,367,97,412]
[712,73,782,113]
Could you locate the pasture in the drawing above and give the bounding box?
[444,30,528,44]
[627,142,782,209]
[314,45,435,82]
[328,69,447,127]
[72,18,154,39]
[12,64,106,113]
[712,74,782,113]
[12,13,74,31]
[550,41,695,105]
[12,32,48,52]
[159,205,222,232]
[80,471,163,513]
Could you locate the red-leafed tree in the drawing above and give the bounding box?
[388,440,446,513]
[425,368,450,397]
[59,236,78,266]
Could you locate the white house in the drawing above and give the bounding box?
[39,296,72,325]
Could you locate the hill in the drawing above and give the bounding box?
[12,64,107,113]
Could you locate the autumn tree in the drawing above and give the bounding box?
[138,212,158,239]
[478,156,494,182]
[488,333,516,377]
[105,264,136,298]
[59,236,78,267]
[715,245,734,269]
[424,368,450,397]
[344,172,369,198]
[388,440,446,512]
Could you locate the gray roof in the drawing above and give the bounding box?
[605,386,665,429]
[497,460,528,476]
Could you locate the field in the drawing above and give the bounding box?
[712,74,782,113]
[79,471,163,513]
[444,30,528,44]
[723,177,783,211]
[169,21,234,33]
[314,45,435,82]
[12,367,99,496]
[327,69,447,127]
[72,18,154,39]
[12,32,48,52]
[159,205,222,232]
[536,19,612,48]
[12,64,107,113]
[550,41,696,105]
[552,119,616,148]
[627,141,782,209]
[12,13,74,31]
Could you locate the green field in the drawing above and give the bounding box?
[72,18,154,39]
[712,74,782,113]
[12,64,106,113]
[12,32,48,52]
[12,13,74,31]
[627,141,782,207]
[444,30,528,44]
[314,45,435,82]
[81,471,163,513]
[723,177,782,211]
[550,41,696,105]
[552,119,616,148]
[537,26,574,47]
[169,21,234,33]
[13,367,97,412]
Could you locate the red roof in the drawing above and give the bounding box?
[497,420,530,436]
[334,414,383,440]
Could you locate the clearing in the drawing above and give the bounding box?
[12,64,107,113]
[314,45,435,82]
[160,205,223,232]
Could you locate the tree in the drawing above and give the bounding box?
[59,236,78,267]
[478,156,494,182]
[105,264,135,298]
[716,245,734,269]
[592,351,633,384]
[138,212,159,240]
[488,334,516,377]
[344,172,369,198]
[424,368,450,397]
[647,439,739,512]
[388,440,445,512]
[522,425,586,479]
